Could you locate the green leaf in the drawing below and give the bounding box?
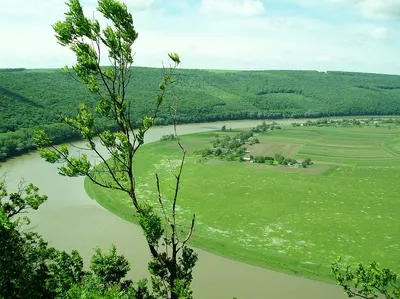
[58,154,91,177]
[137,204,163,247]
[168,53,181,64]
[38,148,62,163]
[33,130,53,147]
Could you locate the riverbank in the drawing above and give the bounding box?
[1,119,350,299]
[1,115,398,162]
[84,121,400,285]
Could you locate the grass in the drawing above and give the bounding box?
[85,125,400,282]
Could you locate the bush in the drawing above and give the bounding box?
[201,148,212,157]
[160,134,176,141]
[253,156,266,163]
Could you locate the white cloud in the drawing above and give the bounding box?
[129,16,400,74]
[298,0,360,5]
[125,0,154,10]
[0,0,64,16]
[299,0,400,20]
[358,0,400,20]
[81,0,154,11]
[0,0,399,75]
[199,0,266,18]
[369,26,388,39]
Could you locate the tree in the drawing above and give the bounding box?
[1,169,146,298]
[33,0,197,298]
[89,245,131,290]
[253,156,266,163]
[0,176,54,298]
[332,257,400,298]
[304,158,312,165]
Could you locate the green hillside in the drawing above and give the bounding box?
[1,67,400,160]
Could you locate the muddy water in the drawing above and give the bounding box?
[2,120,345,299]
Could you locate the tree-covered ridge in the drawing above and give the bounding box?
[1,67,400,160]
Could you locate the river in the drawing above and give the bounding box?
[2,119,345,299]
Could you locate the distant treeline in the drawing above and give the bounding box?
[0,68,27,72]
[1,67,400,161]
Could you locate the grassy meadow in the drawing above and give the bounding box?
[85,125,400,282]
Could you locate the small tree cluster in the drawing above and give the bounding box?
[272,154,312,167]
[198,130,257,161]
[252,156,274,164]
[160,134,178,141]
[274,154,297,166]
[251,121,281,133]
[293,118,400,128]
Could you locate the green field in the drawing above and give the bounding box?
[85,125,400,282]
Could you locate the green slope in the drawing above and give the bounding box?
[1,67,400,160]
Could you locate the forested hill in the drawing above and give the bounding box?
[1,67,400,160]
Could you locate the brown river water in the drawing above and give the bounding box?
[2,119,346,299]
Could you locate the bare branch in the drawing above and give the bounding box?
[0,168,10,182]
[68,142,93,151]
[179,214,196,250]
[156,173,170,224]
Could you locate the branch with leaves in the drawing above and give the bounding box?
[33,1,197,298]
[332,257,400,299]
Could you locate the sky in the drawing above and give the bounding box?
[0,0,399,74]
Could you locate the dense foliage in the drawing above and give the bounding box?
[1,68,400,160]
[332,257,400,298]
[0,174,150,299]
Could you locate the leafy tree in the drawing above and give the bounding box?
[67,280,152,299]
[332,257,400,298]
[89,245,131,291]
[34,0,197,298]
[265,159,274,165]
[45,250,87,297]
[226,153,236,161]
[200,148,212,157]
[0,177,54,299]
[253,156,266,163]
[274,154,285,165]
[0,169,144,298]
